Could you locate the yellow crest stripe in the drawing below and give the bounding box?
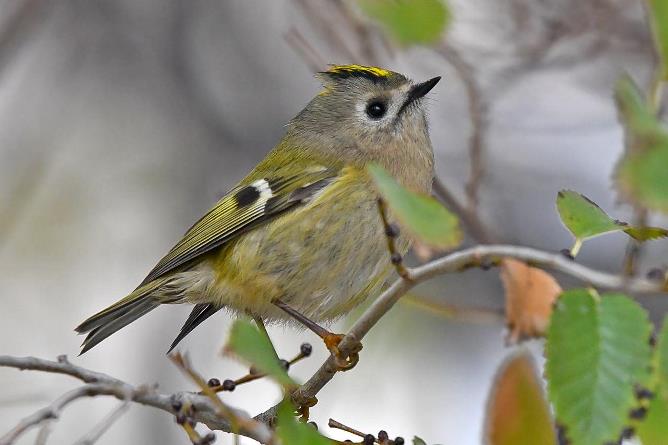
[325,64,392,79]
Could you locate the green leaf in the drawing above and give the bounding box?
[484,352,556,445]
[615,75,668,212]
[637,317,668,444]
[618,140,668,213]
[556,190,668,255]
[545,289,653,445]
[358,0,450,45]
[369,164,462,250]
[637,394,668,445]
[615,75,660,136]
[412,437,427,445]
[623,226,668,241]
[649,0,668,80]
[658,316,668,391]
[557,190,622,240]
[225,319,296,388]
[275,401,331,445]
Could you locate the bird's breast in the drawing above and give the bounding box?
[206,168,401,322]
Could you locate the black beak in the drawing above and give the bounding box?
[410,76,441,100]
[399,76,441,115]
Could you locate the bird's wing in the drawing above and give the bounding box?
[140,166,338,285]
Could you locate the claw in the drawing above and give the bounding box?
[273,299,363,371]
[324,333,362,371]
[295,395,318,422]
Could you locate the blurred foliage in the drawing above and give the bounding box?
[648,0,668,80]
[358,0,450,45]
[639,395,668,445]
[484,352,556,445]
[224,319,295,388]
[545,290,652,445]
[369,164,462,249]
[275,401,331,445]
[615,75,668,213]
[637,317,668,444]
[556,190,667,255]
[658,317,668,395]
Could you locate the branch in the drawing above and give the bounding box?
[0,355,273,445]
[401,294,505,324]
[3,246,665,443]
[283,27,327,72]
[1,384,114,445]
[256,244,666,422]
[432,177,494,243]
[73,400,131,445]
[292,0,359,63]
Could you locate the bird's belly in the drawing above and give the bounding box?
[206,194,399,323]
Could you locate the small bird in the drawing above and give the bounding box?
[76,65,440,364]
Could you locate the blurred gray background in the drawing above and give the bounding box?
[1,0,666,444]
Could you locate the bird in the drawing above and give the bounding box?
[75,65,440,367]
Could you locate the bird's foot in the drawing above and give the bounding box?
[273,299,362,371]
[324,333,362,371]
[294,395,318,422]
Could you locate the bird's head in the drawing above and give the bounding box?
[287,65,440,188]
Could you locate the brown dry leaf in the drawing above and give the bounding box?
[499,259,562,344]
[411,239,438,262]
[484,352,557,445]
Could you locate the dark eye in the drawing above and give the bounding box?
[365,100,387,119]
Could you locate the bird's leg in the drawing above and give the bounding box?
[252,315,280,361]
[273,299,361,371]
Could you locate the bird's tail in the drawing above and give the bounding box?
[75,280,167,354]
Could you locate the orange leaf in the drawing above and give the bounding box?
[484,352,557,445]
[411,239,437,262]
[500,259,561,343]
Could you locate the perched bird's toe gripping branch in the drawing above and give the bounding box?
[273,299,362,371]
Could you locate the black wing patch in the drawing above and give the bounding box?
[140,169,337,285]
[234,185,261,207]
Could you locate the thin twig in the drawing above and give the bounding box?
[377,197,413,280]
[432,177,494,243]
[170,352,263,439]
[328,418,367,439]
[401,294,505,324]
[73,400,131,445]
[283,27,327,73]
[0,356,273,444]
[292,0,358,63]
[0,383,129,445]
[436,43,490,234]
[622,208,648,276]
[328,0,381,65]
